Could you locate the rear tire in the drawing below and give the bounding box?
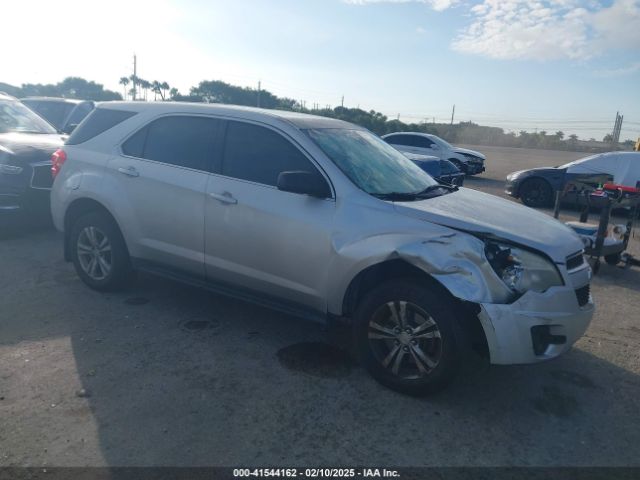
[353,279,463,395]
[520,177,554,208]
[69,211,133,291]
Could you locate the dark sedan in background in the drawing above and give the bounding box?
[21,97,94,134]
[505,155,615,208]
[0,93,64,220]
[403,152,465,186]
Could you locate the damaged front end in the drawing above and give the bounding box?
[393,231,594,365]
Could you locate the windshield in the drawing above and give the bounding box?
[433,136,453,149]
[22,100,75,130]
[559,154,601,169]
[0,100,57,134]
[306,128,437,195]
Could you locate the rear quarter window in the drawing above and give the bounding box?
[66,108,136,145]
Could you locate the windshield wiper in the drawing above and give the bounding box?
[417,183,458,195]
[372,191,423,201]
[372,183,458,201]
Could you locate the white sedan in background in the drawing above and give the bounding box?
[382,132,486,175]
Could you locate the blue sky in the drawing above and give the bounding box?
[3,0,639,140]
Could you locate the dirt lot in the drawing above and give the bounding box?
[1,146,639,467]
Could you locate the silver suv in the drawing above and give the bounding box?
[51,102,594,395]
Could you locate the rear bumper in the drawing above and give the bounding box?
[478,285,594,365]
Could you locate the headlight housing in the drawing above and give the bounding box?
[484,240,563,295]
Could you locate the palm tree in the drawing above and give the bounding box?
[119,77,129,100]
[129,74,139,100]
[169,87,179,100]
[152,80,161,101]
[139,79,151,101]
[160,82,170,101]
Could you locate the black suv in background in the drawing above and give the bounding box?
[21,97,95,134]
[0,92,64,220]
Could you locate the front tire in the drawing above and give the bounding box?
[519,177,554,208]
[353,279,463,395]
[70,211,133,291]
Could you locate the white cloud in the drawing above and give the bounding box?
[343,0,457,12]
[451,0,640,61]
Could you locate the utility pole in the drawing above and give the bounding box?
[341,95,344,108]
[132,54,137,101]
[397,113,400,121]
[257,80,261,108]
[611,111,623,146]
[450,104,455,125]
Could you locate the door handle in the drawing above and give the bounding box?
[208,191,237,205]
[118,166,139,177]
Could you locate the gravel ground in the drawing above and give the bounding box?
[1,145,639,468]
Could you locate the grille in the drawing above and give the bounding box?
[30,163,53,189]
[566,252,585,270]
[575,284,590,307]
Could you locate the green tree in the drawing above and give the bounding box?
[119,77,129,100]
[160,82,170,101]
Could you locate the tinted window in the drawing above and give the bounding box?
[385,134,415,147]
[67,108,136,145]
[414,136,435,148]
[440,160,458,174]
[121,126,148,158]
[130,116,219,171]
[223,121,321,187]
[22,100,74,130]
[66,103,94,127]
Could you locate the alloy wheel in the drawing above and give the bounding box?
[368,301,442,379]
[77,226,112,281]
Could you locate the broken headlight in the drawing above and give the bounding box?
[484,241,563,294]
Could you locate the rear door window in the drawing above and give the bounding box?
[413,136,435,148]
[122,115,220,171]
[222,121,325,187]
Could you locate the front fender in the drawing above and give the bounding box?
[394,233,512,304]
[327,229,512,315]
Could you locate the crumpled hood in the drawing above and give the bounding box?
[452,147,485,160]
[0,132,64,164]
[394,187,583,262]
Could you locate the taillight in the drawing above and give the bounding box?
[51,149,67,179]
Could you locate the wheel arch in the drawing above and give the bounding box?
[341,259,489,358]
[63,198,126,261]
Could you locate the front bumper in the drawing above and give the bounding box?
[465,162,485,175]
[477,285,594,365]
[504,178,518,197]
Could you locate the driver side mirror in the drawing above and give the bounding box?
[277,171,331,198]
[430,144,439,150]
